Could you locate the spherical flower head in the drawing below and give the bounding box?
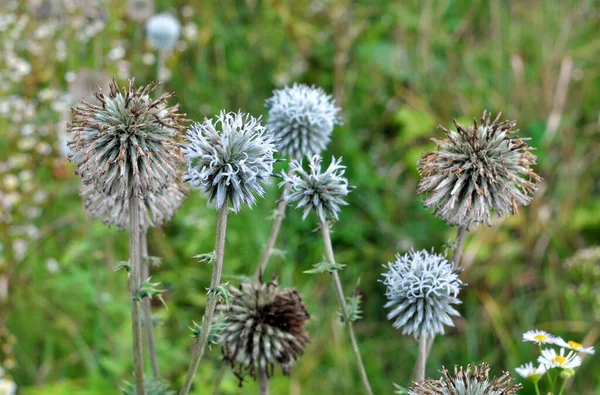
[409,363,522,395]
[184,111,277,213]
[80,180,187,231]
[265,83,341,159]
[146,13,181,52]
[417,111,541,229]
[538,348,582,370]
[280,155,351,223]
[127,0,155,23]
[67,79,187,201]
[515,362,546,382]
[552,337,595,355]
[522,329,555,345]
[381,249,464,339]
[219,279,310,382]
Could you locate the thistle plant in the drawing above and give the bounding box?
[218,279,310,393]
[518,329,593,394]
[417,110,540,230]
[409,363,522,395]
[254,84,341,280]
[67,79,187,395]
[180,111,276,395]
[382,249,464,382]
[280,155,373,395]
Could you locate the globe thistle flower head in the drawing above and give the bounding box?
[417,111,541,229]
[280,155,351,223]
[409,363,522,395]
[184,111,277,213]
[381,249,464,339]
[218,279,310,382]
[67,79,187,201]
[265,83,341,159]
[80,179,187,231]
[146,13,181,52]
[127,0,155,23]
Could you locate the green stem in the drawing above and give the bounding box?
[558,378,567,395]
[533,381,541,395]
[180,205,229,395]
[212,363,227,395]
[320,221,373,395]
[129,196,146,395]
[141,232,160,378]
[253,184,291,281]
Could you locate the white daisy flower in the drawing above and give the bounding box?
[523,329,555,345]
[515,362,546,381]
[538,348,582,370]
[552,338,595,355]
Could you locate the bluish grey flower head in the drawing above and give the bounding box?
[409,363,522,395]
[265,83,341,159]
[417,111,541,229]
[81,179,187,231]
[146,13,181,52]
[218,279,310,382]
[381,249,464,339]
[184,111,277,213]
[280,155,351,223]
[67,79,187,202]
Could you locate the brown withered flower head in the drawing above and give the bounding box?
[67,79,188,201]
[409,363,522,395]
[417,111,540,229]
[218,279,310,384]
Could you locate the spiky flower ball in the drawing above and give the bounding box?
[146,13,181,52]
[219,279,310,382]
[184,111,277,213]
[417,111,540,229]
[67,79,187,201]
[265,84,341,159]
[280,155,350,223]
[80,180,186,231]
[381,249,463,339]
[409,363,522,395]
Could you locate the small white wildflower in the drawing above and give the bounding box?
[538,348,582,370]
[515,362,546,381]
[45,258,60,274]
[552,338,595,355]
[523,329,555,345]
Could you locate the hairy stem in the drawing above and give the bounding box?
[141,232,160,378]
[258,368,269,395]
[415,335,428,383]
[180,205,229,395]
[129,196,146,395]
[415,226,468,380]
[320,221,373,395]
[254,184,291,281]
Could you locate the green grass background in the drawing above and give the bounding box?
[1,0,599,394]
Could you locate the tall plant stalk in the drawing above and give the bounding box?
[258,368,269,395]
[254,184,291,280]
[140,232,160,378]
[412,225,469,381]
[180,205,229,395]
[129,196,146,395]
[320,222,373,395]
[211,363,227,395]
[415,335,428,382]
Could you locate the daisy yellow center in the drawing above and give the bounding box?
[552,356,567,366]
[567,340,582,349]
[534,334,547,342]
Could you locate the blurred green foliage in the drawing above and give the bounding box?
[1,0,599,394]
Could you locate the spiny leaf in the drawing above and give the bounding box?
[114,261,131,275]
[189,314,227,349]
[207,282,232,308]
[145,255,162,268]
[304,260,345,274]
[193,251,215,264]
[135,279,167,309]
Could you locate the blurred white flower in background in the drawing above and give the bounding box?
[146,13,181,52]
[126,0,155,23]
